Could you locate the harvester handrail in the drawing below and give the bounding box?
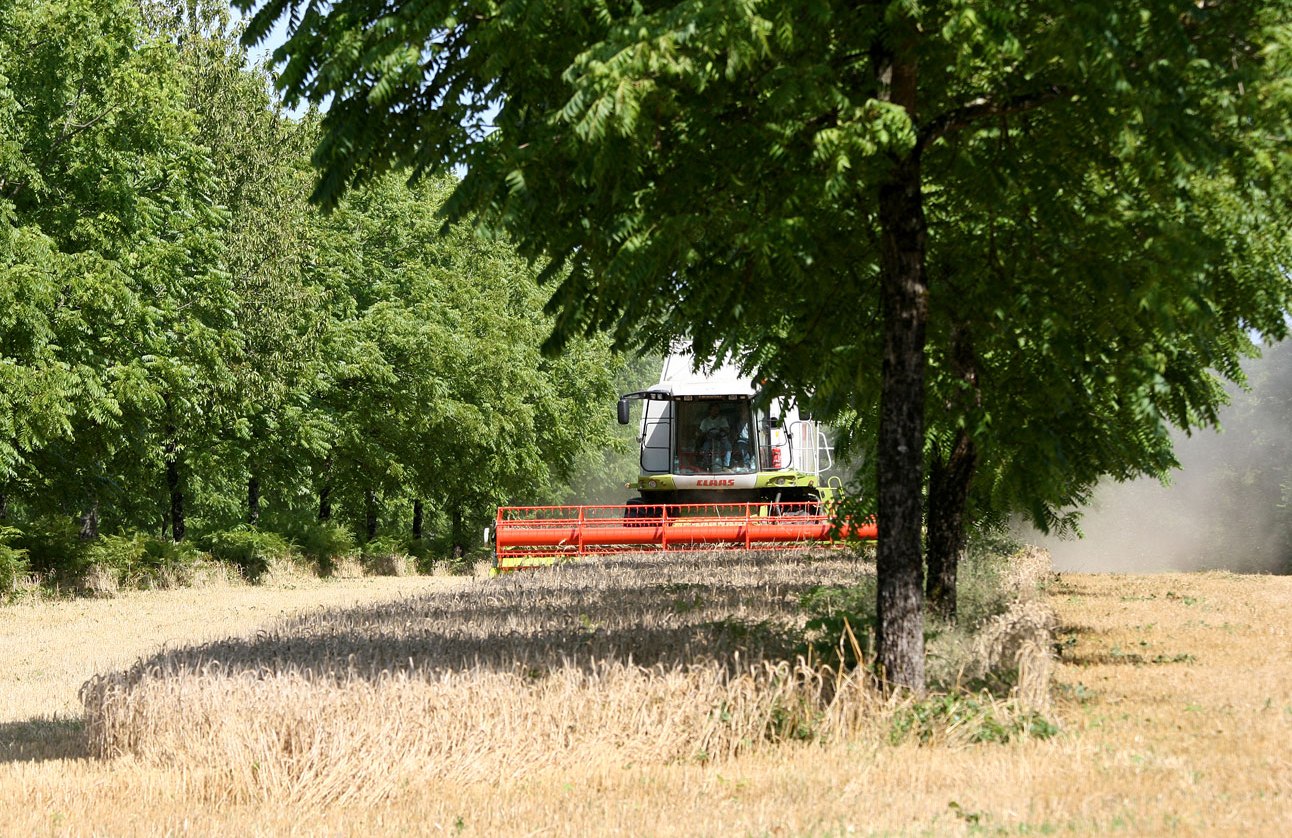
[493,501,877,572]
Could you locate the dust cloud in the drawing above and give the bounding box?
[1020,343,1292,575]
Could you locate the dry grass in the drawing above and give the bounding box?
[77,550,1053,807]
[1035,571,1292,836]
[5,551,1287,835]
[79,552,879,803]
[360,551,416,577]
[0,573,445,725]
[925,545,1060,700]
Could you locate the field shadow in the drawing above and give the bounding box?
[101,550,872,689]
[0,717,89,764]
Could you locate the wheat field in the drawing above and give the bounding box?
[1,551,1289,836]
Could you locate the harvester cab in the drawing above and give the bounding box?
[492,351,875,572]
[616,352,834,513]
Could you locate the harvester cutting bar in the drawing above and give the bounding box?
[493,502,877,572]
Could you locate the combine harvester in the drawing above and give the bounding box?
[493,352,877,571]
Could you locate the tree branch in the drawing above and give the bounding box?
[917,86,1071,152]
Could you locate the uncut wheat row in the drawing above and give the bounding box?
[80,549,1051,805]
[79,551,867,799]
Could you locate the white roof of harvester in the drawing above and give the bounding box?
[648,352,758,397]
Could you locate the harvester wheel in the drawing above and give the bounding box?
[769,492,821,518]
[624,498,657,527]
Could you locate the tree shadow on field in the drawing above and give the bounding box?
[0,717,89,764]
[103,550,874,689]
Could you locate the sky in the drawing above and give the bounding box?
[232,5,289,72]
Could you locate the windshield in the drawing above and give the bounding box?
[674,399,757,474]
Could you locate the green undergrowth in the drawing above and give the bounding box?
[798,530,1034,681]
[0,517,475,601]
[794,529,1060,742]
[888,692,1060,745]
[0,526,30,595]
[85,533,207,586]
[287,521,357,574]
[202,526,296,582]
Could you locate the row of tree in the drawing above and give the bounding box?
[239,0,1292,690]
[0,0,624,568]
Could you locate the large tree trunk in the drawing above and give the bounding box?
[79,499,100,541]
[450,507,465,560]
[874,33,928,694]
[247,475,261,526]
[412,499,424,541]
[318,484,332,522]
[926,429,977,623]
[925,325,981,623]
[318,458,333,521]
[364,489,378,541]
[166,437,185,542]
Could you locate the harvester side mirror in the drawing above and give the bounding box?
[617,398,631,425]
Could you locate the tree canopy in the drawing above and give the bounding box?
[238,0,1292,691]
[1,0,623,576]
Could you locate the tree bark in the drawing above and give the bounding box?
[0,491,7,521]
[412,499,424,540]
[318,457,333,521]
[925,325,981,623]
[247,475,261,526]
[874,29,928,694]
[450,507,465,560]
[926,429,977,623]
[79,500,100,541]
[318,484,332,522]
[161,396,185,542]
[166,437,185,542]
[364,489,378,541]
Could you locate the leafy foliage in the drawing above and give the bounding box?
[888,693,1059,746]
[0,0,630,587]
[203,526,294,581]
[14,517,87,582]
[286,521,357,575]
[0,526,29,594]
[83,533,205,587]
[234,0,1292,690]
[799,581,878,672]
